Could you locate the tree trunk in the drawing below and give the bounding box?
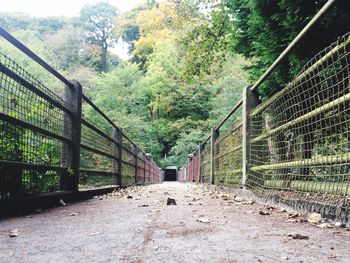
[101,42,108,72]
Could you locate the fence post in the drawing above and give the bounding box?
[61,80,82,191]
[210,128,219,184]
[198,144,202,183]
[242,85,259,186]
[143,158,146,184]
[113,127,122,186]
[134,146,138,184]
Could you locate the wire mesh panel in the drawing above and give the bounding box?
[0,52,71,199]
[201,139,211,183]
[79,98,119,189]
[0,28,163,200]
[248,33,350,220]
[121,134,137,185]
[214,117,243,187]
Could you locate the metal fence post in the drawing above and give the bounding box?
[113,127,122,186]
[134,146,138,184]
[143,158,146,184]
[61,80,82,191]
[198,144,202,183]
[210,128,219,184]
[242,85,259,186]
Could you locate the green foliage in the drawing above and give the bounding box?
[1,1,250,169]
[226,0,350,99]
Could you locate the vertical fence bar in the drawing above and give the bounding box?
[143,158,146,183]
[242,85,259,186]
[113,127,122,186]
[134,146,138,184]
[61,80,82,191]
[210,128,219,184]
[198,144,202,183]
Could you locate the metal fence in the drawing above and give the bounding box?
[180,14,350,220]
[0,27,161,201]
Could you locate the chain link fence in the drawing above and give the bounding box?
[181,30,350,220]
[0,27,162,201]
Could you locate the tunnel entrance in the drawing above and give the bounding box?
[164,166,177,181]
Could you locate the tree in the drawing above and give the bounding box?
[79,2,119,72]
[226,0,350,98]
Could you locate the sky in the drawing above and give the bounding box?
[1,0,144,17]
[1,0,145,59]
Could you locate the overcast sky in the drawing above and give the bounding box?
[2,0,145,60]
[1,0,144,17]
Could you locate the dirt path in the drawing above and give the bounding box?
[0,182,349,263]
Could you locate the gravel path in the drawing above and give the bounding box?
[0,182,349,263]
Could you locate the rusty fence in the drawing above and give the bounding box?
[180,24,350,219]
[0,27,161,201]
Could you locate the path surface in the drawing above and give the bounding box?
[1,182,350,263]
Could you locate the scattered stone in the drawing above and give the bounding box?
[139,204,149,207]
[69,213,78,216]
[277,208,287,213]
[287,233,309,240]
[328,254,337,259]
[153,246,159,250]
[9,229,19,238]
[265,205,275,210]
[58,199,66,206]
[334,222,345,228]
[127,195,133,199]
[259,210,270,216]
[307,212,322,224]
[167,198,176,205]
[197,218,210,224]
[234,196,243,202]
[281,256,289,260]
[98,196,103,200]
[317,223,333,229]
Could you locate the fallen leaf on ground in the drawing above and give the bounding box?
[197,218,210,223]
[259,210,270,216]
[89,232,100,236]
[308,212,322,224]
[317,223,333,229]
[243,199,255,205]
[288,213,300,219]
[9,229,19,238]
[287,233,309,240]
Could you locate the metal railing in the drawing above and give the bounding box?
[0,27,162,200]
[180,0,350,221]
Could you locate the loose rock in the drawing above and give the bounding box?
[167,198,176,205]
[307,212,322,224]
[9,229,19,238]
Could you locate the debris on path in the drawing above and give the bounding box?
[166,198,176,205]
[9,229,19,238]
[1,182,350,263]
